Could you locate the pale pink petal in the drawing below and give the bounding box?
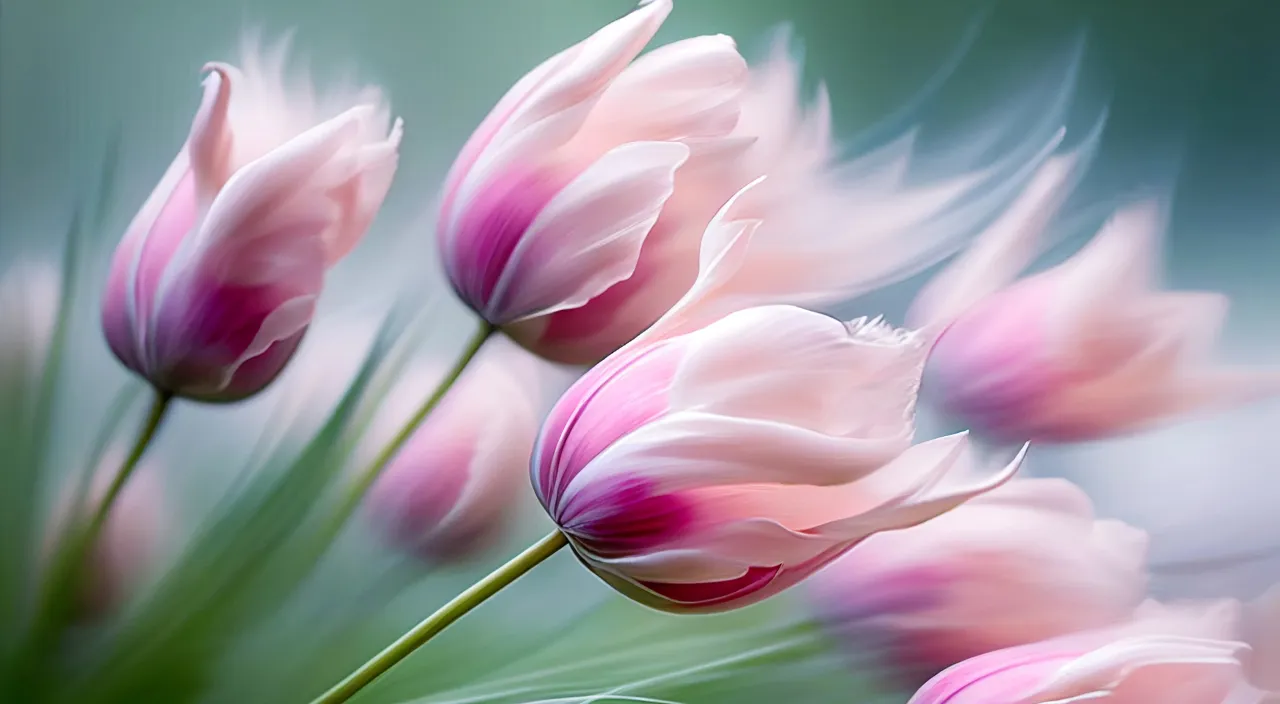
[668,306,927,438]
[449,0,673,225]
[1048,199,1165,344]
[193,105,374,259]
[487,140,690,321]
[907,145,1092,329]
[572,34,747,150]
[321,115,403,264]
[1030,636,1251,702]
[625,176,764,347]
[188,65,234,200]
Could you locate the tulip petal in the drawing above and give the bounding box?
[625,176,765,347]
[669,306,927,434]
[1029,636,1251,703]
[189,65,234,200]
[448,0,672,228]
[907,144,1093,329]
[193,105,373,257]
[577,34,748,146]
[487,140,690,322]
[565,411,916,501]
[1050,199,1164,342]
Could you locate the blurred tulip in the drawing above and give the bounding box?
[46,450,166,619]
[908,600,1266,704]
[919,198,1280,443]
[808,477,1149,677]
[437,0,1074,365]
[101,37,403,402]
[532,303,1026,613]
[365,336,547,561]
[0,261,60,388]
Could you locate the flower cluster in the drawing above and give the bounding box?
[10,1,1280,703]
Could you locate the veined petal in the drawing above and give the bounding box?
[488,140,690,322]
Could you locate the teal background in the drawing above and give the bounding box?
[4,1,1280,701]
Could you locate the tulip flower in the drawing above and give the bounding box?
[808,477,1149,676]
[366,336,549,561]
[531,302,1026,613]
[916,196,1280,443]
[102,38,403,402]
[437,0,1075,365]
[45,450,166,619]
[908,600,1268,704]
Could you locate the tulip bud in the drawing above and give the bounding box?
[46,451,166,620]
[101,37,402,402]
[532,304,1026,613]
[808,477,1148,677]
[924,200,1280,442]
[438,0,1075,365]
[908,600,1263,704]
[365,336,548,562]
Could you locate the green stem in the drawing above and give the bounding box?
[310,530,569,704]
[330,321,493,528]
[80,389,172,549]
[17,388,171,689]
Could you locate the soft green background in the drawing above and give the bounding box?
[4,1,1280,702]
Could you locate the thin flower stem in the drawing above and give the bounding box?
[330,321,494,530]
[16,387,172,689]
[311,530,570,704]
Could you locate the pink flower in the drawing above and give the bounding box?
[909,600,1269,704]
[808,477,1148,676]
[437,0,1072,365]
[532,303,1026,613]
[916,196,1280,442]
[366,336,550,562]
[46,451,167,619]
[101,38,403,402]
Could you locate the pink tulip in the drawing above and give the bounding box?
[532,303,1027,613]
[918,197,1280,442]
[909,600,1269,704]
[808,477,1148,676]
[366,336,549,562]
[102,38,403,402]
[437,0,1073,365]
[46,451,166,619]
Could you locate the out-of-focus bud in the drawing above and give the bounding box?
[808,477,1149,677]
[908,600,1266,704]
[920,198,1280,443]
[365,336,548,562]
[437,0,1075,365]
[0,261,60,391]
[532,303,1027,613]
[46,451,166,620]
[101,37,403,402]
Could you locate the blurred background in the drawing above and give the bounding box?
[4,0,1280,702]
